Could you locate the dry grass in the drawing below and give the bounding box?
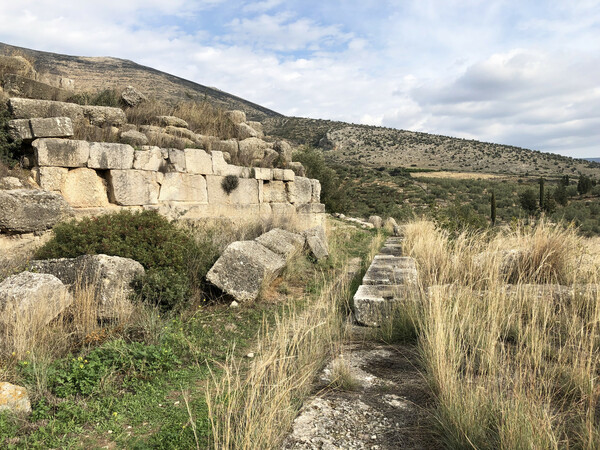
[414,171,508,180]
[400,219,600,448]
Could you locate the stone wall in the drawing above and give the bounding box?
[29,137,325,230]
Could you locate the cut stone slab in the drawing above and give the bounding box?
[0,271,73,326]
[263,180,287,203]
[255,228,305,261]
[379,244,403,257]
[156,115,189,128]
[287,177,312,204]
[303,226,329,260]
[62,168,109,208]
[273,140,293,166]
[120,129,149,147]
[254,167,273,181]
[0,189,73,233]
[107,170,161,206]
[211,151,229,175]
[206,240,286,302]
[32,166,68,191]
[33,138,90,168]
[184,148,213,174]
[82,105,127,127]
[363,265,418,286]
[9,117,73,141]
[159,173,208,202]
[29,254,144,318]
[206,175,259,204]
[310,179,321,203]
[133,147,165,171]
[372,255,416,270]
[88,142,135,169]
[0,382,31,415]
[167,148,186,172]
[353,284,416,327]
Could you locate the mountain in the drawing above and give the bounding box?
[0,42,282,122]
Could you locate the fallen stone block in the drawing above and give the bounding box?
[353,284,416,327]
[206,240,286,302]
[121,85,146,107]
[88,142,135,170]
[0,189,73,233]
[369,215,383,229]
[120,129,148,147]
[3,73,69,102]
[107,170,161,206]
[0,271,73,326]
[29,254,144,318]
[288,162,306,177]
[212,139,239,160]
[33,138,90,168]
[273,141,293,166]
[81,105,127,127]
[0,382,31,415]
[255,228,305,261]
[303,226,329,260]
[247,121,264,138]
[235,122,258,140]
[372,255,416,270]
[296,203,326,214]
[156,115,188,128]
[238,137,269,164]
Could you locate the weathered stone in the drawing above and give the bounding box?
[121,85,147,107]
[289,161,306,177]
[156,115,188,128]
[254,167,273,181]
[283,169,295,181]
[206,176,259,204]
[260,149,279,168]
[206,240,286,302]
[0,189,73,233]
[107,170,161,205]
[0,176,24,190]
[379,244,403,257]
[372,255,416,270]
[303,226,329,260]
[197,135,219,151]
[219,165,252,178]
[211,151,229,175]
[0,55,35,78]
[273,140,293,166]
[133,147,165,171]
[29,254,143,318]
[212,139,239,160]
[353,284,415,327]
[33,138,90,168]
[296,203,326,214]
[9,97,83,121]
[28,117,73,140]
[369,216,383,229]
[263,180,287,203]
[88,142,135,170]
[159,173,208,202]
[363,265,418,286]
[235,122,258,140]
[7,119,33,140]
[225,110,246,124]
[167,149,186,172]
[273,169,284,180]
[62,168,109,208]
[255,228,305,261]
[32,166,67,191]
[82,105,126,127]
[184,148,213,174]
[0,271,73,326]
[164,125,198,142]
[0,382,31,415]
[238,138,268,164]
[3,74,69,102]
[247,121,264,138]
[310,179,321,203]
[120,129,148,146]
[287,176,312,204]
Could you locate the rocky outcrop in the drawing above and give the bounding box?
[0,189,73,233]
[0,382,31,415]
[225,110,246,124]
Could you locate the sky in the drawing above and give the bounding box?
[0,1,599,158]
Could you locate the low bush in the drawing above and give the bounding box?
[0,93,22,167]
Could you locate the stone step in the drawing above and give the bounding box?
[385,237,403,245]
[379,245,403,256]
[353,284,416,327]
[372,255,416,270]
[363,265,418,286]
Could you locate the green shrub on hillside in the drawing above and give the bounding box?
[35,210,202,310]
[0,97,22,166]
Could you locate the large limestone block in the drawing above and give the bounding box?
[369,215,383,229]
[263,180,287,203]
[133,147,165,171]
[255,228,305,261]
[273,168,295,181]
[120,129,149,147]
[33,138,90,168]
[273,140,293,166]
[88,142,135,169]
[206,176,259,204]
[303,226,329,260]
[254,167,273,181]
[353,284,415,327]
[62,168,109,208]
[212,139,239,160]
[121,85,147,107]
[168,149,186,172]
[287,176,313,204]
[225,110,246,124]
[261,149,279,168]
[0,55,36,78]
[9,97,84,121]
[159,173,208,202]
[7,119,33,140]
[33,166,68,191]
[238,138,268,164]
[29,254,144,318]
[0,189,73,233]
[235,122,258,140]
[107,170,161,206]
[184,148,213,174]
[0,382,31,415]
[211,151,229,175]
[29,117,73,139]
[206,240,286,302]
[247,121,264,138]
[165,125,199,142]
[379,244,403,257]
[372,255,416,270]
[289,161,306,177]
[310,179,321,203]
[363,265,418,286]
[0,271,73,326]
[296,203,326,214]
[3,74,69,102]
[156,115,189,128]
[81,105,126,127]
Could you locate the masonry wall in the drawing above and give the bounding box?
[30,138,325,230]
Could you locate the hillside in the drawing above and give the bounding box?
[264,117,600,178]
[0,42,282,122]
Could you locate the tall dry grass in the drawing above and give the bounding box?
[401,219,600,448]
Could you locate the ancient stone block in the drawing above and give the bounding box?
[225,110,246,124]
[29,117,73,139]
[0,189,73,233]
[296,203,326,214]
[247,121,264,138]
[206,175,259,204]
[254,167,273,180]
[255,228,305,261]
[133,147,164,171]
[88,142,135,170]
[353,284,415,327]
[273,169,284,180]
[8,97,84,121]
[206,240,286,302]
[310,179,321,203]
[289,161,306,176]
[261,149,279,168]
[165,125,198,142]
[62,168,109,208]
[120,129,149,146]
[33,138,89,168]
[33,166,68,191]
[7,119,33,140]
[238,138,268,163]
[121,85,146,107]
[3,73,69,102]
[369,215,383,229]
[159,173,208,202]
[156,115,188,128]
[273,140,293,166]
[212,139,239,160]
[263,180,287,203]
[235,122,258,140]
[81,105,127,127]
[211,151,229,175]
[167,149,186,172]
[184,148,213,174]
[0,382,31,415]
[363,265,418,286]
[287,176,312,204]
[107,170,161,205]
[283,169,295,181]
[303,226,329,260]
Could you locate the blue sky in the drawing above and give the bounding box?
[1,0,599,158]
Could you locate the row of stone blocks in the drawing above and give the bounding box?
[30,138,323,209]
[353,237,419,327]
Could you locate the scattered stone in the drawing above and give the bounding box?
[165,125,199,142]
[238,138,269,164]
[212,139,239,160]
[206,240,286,302]
[120,85,147,107]
[369,215,383,229]
[156,115,189,128]
[303,226,329,260]
[0,271,73,326]
[0,176,24,190]
[255,228,305,261]
[0,382,31,415]
[230,300,240,308]
[247,121,264,138]
[120,129,149,146]
[235,122,258,140]
[0,189,73,233]
[246,352,255,358]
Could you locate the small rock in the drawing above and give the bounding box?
[230,301,240,308]
[121,86,147,107]
[247,352,255,358]
[0,382,31,414]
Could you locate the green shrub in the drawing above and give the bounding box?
[0,97,22,166]
[221,174,239,194]
[35,210,198,309]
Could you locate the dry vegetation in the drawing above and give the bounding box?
[400,219,600,448]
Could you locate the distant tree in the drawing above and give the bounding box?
[553,184,568,206]
[543,190,556,214]
[490,191,497,226]
[560,175,570,187]
[539,177,545,209]
[578,174,593,195]
[519,189,538,214]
